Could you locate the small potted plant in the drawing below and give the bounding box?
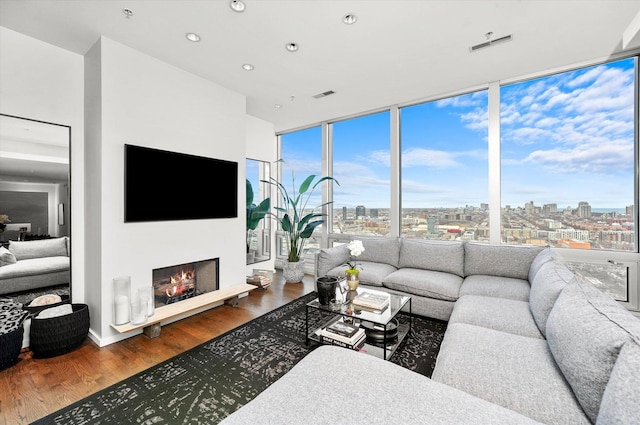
[246,179,270,263]
[343,239,365,290]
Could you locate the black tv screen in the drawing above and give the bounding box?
[125,144,238,222]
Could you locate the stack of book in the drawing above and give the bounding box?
[351,290,390,313]
[246,269,274,289]
[318,318,366,350]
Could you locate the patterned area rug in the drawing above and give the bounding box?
[32,292,447,425]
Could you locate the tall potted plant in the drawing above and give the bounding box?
[246,179,270,262]
[263,164,338,283]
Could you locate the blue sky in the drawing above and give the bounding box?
[282,57,635,210]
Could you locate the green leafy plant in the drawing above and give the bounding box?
[246,179,271,253]
[263,162,339,263]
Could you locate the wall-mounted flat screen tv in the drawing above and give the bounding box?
[125,144,238,222]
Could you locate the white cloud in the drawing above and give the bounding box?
[501,59,634,178]
[401,179,450,194]
[460,108,488,131]
[401,147,461,168]
[366,150,390,166]
[523,141,633,174]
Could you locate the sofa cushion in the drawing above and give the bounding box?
[220,345,543,425]
[383,268,462,301]
[316,244,349,277]
[357,237,400,268]
[596,339,640,425]
[529,259,576,337]
[459,275,530,302]
[0,257,69,279]
[8,237,68,261]
[449,295,543,339]
[528,247,555,282]
[0,247,17,266]
[546,279,640,423]
[325,261,397,287]
[432,323,590,425]
[464,243,543,280]
[398,239,464,277]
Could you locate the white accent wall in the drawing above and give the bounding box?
[85,36,247,345]
[1,25,278,347]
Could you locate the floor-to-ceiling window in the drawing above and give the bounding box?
[500,57,637,301]
[276,54,639,310]
[278,126,323,262]
[399,90,489,241]
[331,111,391,237]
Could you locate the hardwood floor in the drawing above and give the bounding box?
[0,272,315,425]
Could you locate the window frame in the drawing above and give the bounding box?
[274,52,640,312]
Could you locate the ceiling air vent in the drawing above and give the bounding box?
[313,90,336,99]
[470,34,513,52]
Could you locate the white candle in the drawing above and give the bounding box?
[138,287,155,317]
[114,295,129,324]
[147,296,154,317]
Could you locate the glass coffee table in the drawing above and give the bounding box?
[305,288,412,360]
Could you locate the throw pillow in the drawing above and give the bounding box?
[0,308,29,335]
[0,299,23,311]
[0,247,17,266]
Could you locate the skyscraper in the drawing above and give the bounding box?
[577,201,591,218]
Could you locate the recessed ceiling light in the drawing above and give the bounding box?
[122,8,134,18]
[186,33,201,42]
[242,64,254,71]
[230,0,246,12]
[342,14,357,25]
[274,104,282,109]
[285,43,299,52]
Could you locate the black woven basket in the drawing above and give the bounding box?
[30,303,90,358]
[0,325,24,371]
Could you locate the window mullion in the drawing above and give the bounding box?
[488,81,501,245]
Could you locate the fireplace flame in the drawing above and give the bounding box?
[153,260,218,307]
[170,269,193,285]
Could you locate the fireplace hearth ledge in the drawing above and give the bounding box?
[110,283,256,338]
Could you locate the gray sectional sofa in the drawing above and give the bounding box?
[0,237,70,295]
[317,238,546,321]
[221,238,640,425]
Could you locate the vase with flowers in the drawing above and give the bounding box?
[343,239,365,290]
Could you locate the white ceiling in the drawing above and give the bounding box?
[1,0,640,134]
[0,115,70,183]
